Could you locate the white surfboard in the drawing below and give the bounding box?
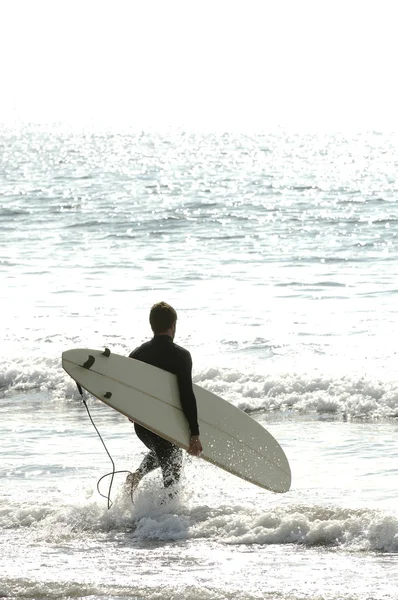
[62,347,291,493]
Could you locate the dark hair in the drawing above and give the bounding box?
[149,301,177,334]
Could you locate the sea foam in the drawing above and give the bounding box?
[1,354,398,421]
[1,492,397,553]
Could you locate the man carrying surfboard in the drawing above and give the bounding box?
[126,301,203,497]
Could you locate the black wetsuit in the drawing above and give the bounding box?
[129,335,199,489]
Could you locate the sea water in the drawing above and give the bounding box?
[1,124,398,600]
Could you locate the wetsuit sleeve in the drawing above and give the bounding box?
[176,351,200,436]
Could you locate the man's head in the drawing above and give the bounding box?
[149,301,177,337]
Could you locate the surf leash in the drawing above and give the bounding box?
[76,383,135,508]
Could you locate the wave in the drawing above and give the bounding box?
[195,367,398,421]
[0,207,31,217]
[1,355,398,421]
[275,281,347,288]
[0,576,292,600]
[1,493,397,553]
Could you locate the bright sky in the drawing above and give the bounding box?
[0,0,397,130]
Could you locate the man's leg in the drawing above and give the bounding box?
[127,424,161,492]
[131,424,183,495]
[155,438,183,493]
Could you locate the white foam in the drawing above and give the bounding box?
[2,351,398,421]
[195,366,398,420]
[2,490,397,553]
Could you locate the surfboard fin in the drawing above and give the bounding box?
[82,355,95,369]
[102,348,111,357]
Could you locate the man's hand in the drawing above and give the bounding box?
[188,435,203,456]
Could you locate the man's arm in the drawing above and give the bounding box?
[176,351,202,456]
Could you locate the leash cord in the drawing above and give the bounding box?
[81,396,134,508]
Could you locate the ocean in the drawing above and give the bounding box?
[1,124,397,600]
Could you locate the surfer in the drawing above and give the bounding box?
[126,301,203,497]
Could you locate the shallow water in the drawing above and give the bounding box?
[1,395,398,599]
